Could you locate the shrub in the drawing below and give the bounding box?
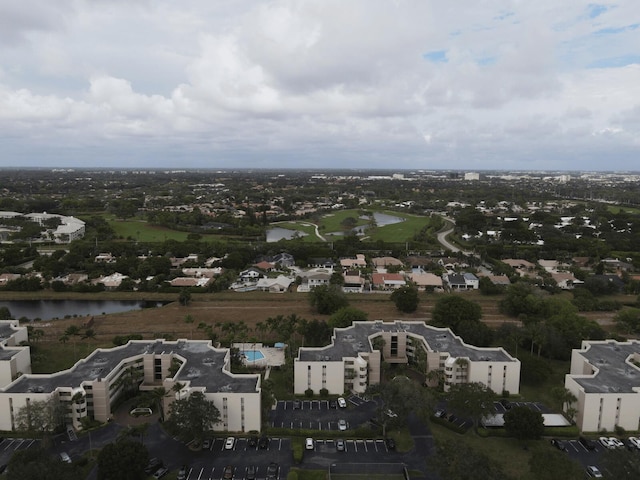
[305,388,314,398]
[319,388,329,397]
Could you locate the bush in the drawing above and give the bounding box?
[305,388,314,398]
[319,388,329,397]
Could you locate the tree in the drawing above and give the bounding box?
[0,306,11,319]
[328,306,368,329]
[8,447,82,480]
[179,288,192,306]
[528,446,584,480]
[13,398,64,433]
[97,439,149,480]
[308,284,349,315]
[390,286,419,313]
[432,439,512,480]
[503,405,544,441]
[614,307,640,334]
[446,382,495,429]
[431,295,482,329]
[368,375,434,436]
[167,391,220,444]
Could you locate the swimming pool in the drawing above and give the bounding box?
[244,350,265,362]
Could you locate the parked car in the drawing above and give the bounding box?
[329,399,337,409]
[202,438,211,450]
[337,397,347,408]
[225,437,235,450]
[336,439,345,451]
[385,438,396,450]
[586,465,603,478]
[59,452,71,464]
[177,465,188,480]
[245,465,257,480]
[248,436,258,448]
[266,462,279,480]
[222,465,234,480]
[628,436,640,450]
[153,467,169,479]
[609,437,625,449]
[599,436,614,449]
[434,409,446,418]
[144,458,162,475]
[305,437,314,450]
[258,436,269,449]
[338,419,347,431]
[579,436,597,451]
[550,439,566,451]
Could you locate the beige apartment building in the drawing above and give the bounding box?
[0,322,261,433]
[565,339,640,432]
[295,320,521,396]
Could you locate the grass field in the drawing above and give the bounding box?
[366,212,431,243]
[101,214,222,242]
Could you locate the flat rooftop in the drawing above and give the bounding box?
[298,320,515,363]
[3,339,259,395]
[573,341,640,394]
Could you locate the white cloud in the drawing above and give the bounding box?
[0,0,638,169]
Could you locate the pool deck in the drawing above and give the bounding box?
[233,343,286,368]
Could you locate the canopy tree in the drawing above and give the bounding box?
[167,391,220,444]
[308,284,349,314]
[390,285,420,313]
[446,381,495,429]
[503,405,544,441]
[97,439,149,480]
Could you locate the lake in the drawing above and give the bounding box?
[266,227,308,243]
[0,299,165,321]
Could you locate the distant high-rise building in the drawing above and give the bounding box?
[464,172,480,181]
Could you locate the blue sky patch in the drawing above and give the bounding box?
[423,50,448,63]
[594,23,639,35]
[588,54,640,68]
[587,4,609,19]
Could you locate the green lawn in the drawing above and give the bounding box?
[98,214,222,242]
[319,209,371,233]
[367,212,431,243]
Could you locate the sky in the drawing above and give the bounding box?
[0,0,639,171]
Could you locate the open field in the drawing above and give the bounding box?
[99,214,223,242]
[366,212,431,243]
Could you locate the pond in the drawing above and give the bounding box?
[372,212,405,226]
[266,227,308,243]
[0,299,165,321]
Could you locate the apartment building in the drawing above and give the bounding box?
[295,320,520,396]
[0,322,261,433]
[565,339,640,432]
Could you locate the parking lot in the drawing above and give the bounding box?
[270,396,378,430]
[0,437,40,467]
[311,438,391,454]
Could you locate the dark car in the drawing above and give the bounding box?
[258,436,269,449]
[248,436,258,448]
[245,465,257,480]
[293,400,301,409]
[144,458,162,475]
[329,399,337,409]
[223,465,234,480]
[385,438,396,450]
[550,439,566,451]
[579,436,597,451]
[266,462,279,480]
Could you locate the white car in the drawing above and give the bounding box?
[59,452,71,464]
[224,437,235,450]
[337,397,347,408]
[305,437,314,450]
[629,436,640,449]
[338,419,347,431]
[609,437,624,449]
[599,436,614,449]
[586,465,603,478]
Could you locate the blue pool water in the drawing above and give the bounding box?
[244,350,265,362]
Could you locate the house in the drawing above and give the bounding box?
[94,253,116,263]
[340,254,367,270]
[239,267,265,281]
[54,273,89,286]
[371,257,404,269]
[24,212,85,243]
[565,339,640,432]
[538,259,560,272]
[253,261,276,272]
[343,272,365,293]
[309,258,336,269]
[297,272,331,293]
[438,257,469,271]
[502,259,536,277]
[94,273,128,290]
[487,275,511,286]
[182,267,222,278]
[0,273,21,287]
[443,273,479,290]
[255,275,294,293]
[371,273,406,290]
[550,272,579,290]
[294,320,520,396]
[0,323,261,433]
[170,254,199,268]
[169,277,211,288]
[271,252,295,268]
[408,273,443,291]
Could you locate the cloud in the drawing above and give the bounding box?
[0,0,638,170]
